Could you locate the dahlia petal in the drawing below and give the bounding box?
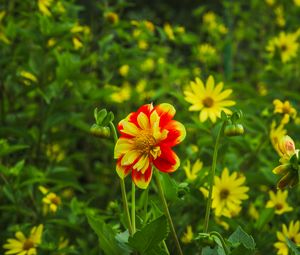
[162,120,186,146]
[155,103,176,127]
[116,158,131,178]
[114,138,134,158]
[150,110,160,127]
[121,150,140,166]
[133,154,150,174]
[132,165,153,189]
[126,104,153,125]
[119,121,140,137]
[137,112,150,130]
[153,146,180,173]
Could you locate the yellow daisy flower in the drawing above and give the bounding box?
[183,159,203,182]
[274,221,300,255]
[3,225,43,255]
[270,116,289,156]
[164,23,175,40]
[265,0,275,6]
[119,65,130,77]
[212,168,249,217]
[266,32,299,63]
[184,76,236,123]
[248,203,259,220]
[266,190,293,215]
[110,82,131,103]
[181,225,194,244]
[197,43,217,64]
[72,37,83,50]
[295,0,300,6]
[273,99,297,119]
[39,186,61,214]
[38,0,53,16]
[104,12,119,24]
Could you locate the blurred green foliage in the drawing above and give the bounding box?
[1,0,300,254]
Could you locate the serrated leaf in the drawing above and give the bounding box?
[128,215,169,254]
[228,226,256,250]
[86,213,124,255]
[286,237,300,255]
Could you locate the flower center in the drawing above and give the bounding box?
[280,44,287,52]
[50,196,61,205]
[275,203,283,210]
[134,130,157,155]
[220,189,230,200]
[23,239,34,250]
[282,106,291,114]
[202,97,214,108]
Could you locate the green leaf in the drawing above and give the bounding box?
[160,173,179,202]
[0,140,29,157]
[286,237,300,255]
[228,226,256,250]
[128,215,169,254]
[86,213,124,255]
[10,160,25,176]
[254,208,274,230]
[96,109,108,125]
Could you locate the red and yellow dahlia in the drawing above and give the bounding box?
[114,103,186,189]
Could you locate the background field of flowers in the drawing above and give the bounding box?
[1,0,300,254]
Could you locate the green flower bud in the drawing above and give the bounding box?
[195,233,216,249]
[90,124,110,138]
[224,124,244,137]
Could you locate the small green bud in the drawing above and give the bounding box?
[90,124,110,138]
[224,123,244,137]
[195,233,216,249]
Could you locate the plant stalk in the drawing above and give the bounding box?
[131,182,136,234]
[110,122,133,235]
[155,171,183,255]
[203,121,226,233]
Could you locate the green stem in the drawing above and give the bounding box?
[120,179,133,235]
[155,171,183,255]
[163,240,170,255]
[203,121,226,233]
[131,182,136,234]
[210,231,230,255]
[143,187,149,222]
[109,122,133,235]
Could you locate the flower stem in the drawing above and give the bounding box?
[131,182,136,234]
[120,180,133,235]
[155,171,183,255]
[109,122,133,235]
[210,231,230,255]
[143,187,149,222]
[203,121,226,233]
